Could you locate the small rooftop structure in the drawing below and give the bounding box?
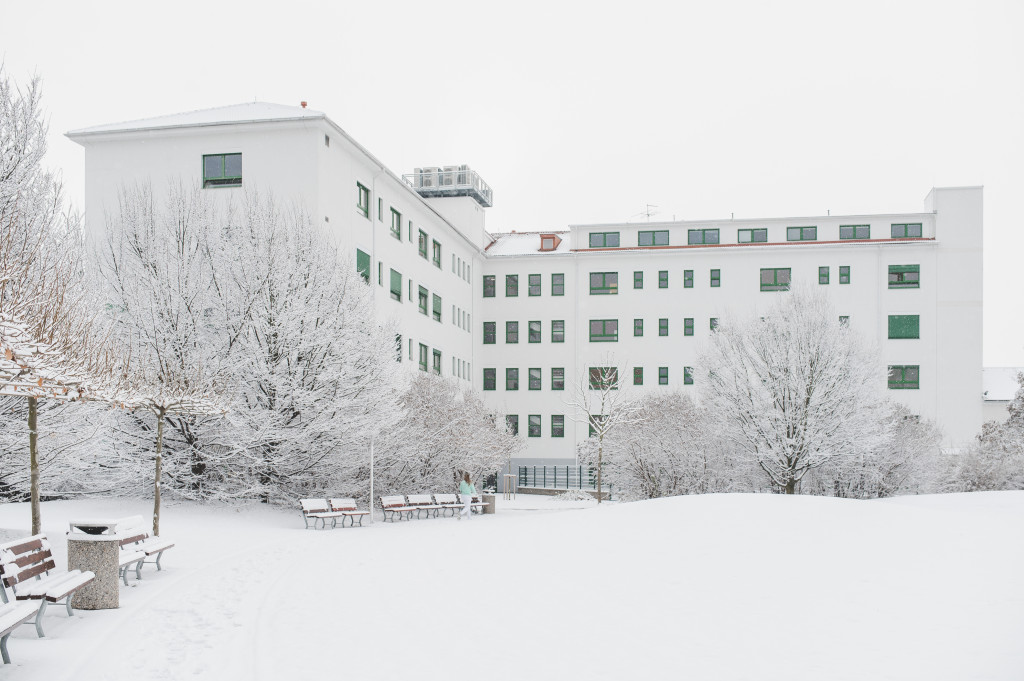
[983,367,1023,402]
[486,231,571,257]
[403,166,493,208]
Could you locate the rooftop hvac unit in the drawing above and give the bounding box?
[441,166,459,186]
[417,167,440,188]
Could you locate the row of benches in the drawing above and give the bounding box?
[0,518,174,664]
[300,494,490,528]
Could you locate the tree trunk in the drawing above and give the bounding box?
[597,436,603,504]
[153,411,164,536]
[785,477,796,494]
[28,397,40,535]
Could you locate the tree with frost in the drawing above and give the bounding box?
[701,287,890,494]
[948,372,1024,491]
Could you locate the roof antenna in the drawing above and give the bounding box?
[631,204,659,222]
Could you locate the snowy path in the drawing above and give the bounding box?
[0,493,1022,680]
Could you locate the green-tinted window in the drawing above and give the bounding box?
[633,367,643,385]
[529,368,542,390]
[787,226,817,241]
[506,275,519,297]
[551,415,565,438]
[684,367,694,385]
[506,321,519,343]
[389,269,402,301]
[659,318,668,336]
[390,209,402,239]
[378,198,383,222]
[528,274,541,296]
[551,368,565,391]
[589,232,620,248]
[432,240,441,268]
[356,183,370,217]
[738,228,767,243]
[528,415,541,438]
[891,223,923,238]
[710,318,719,331]
[483,321,496,344]
[684,270,693,288]
[840,224,870,240]
[710,269,720,287]
[684,318,694,336]
[528,321,541,343]
[483,275,495,297]
[483,368,496,390]
[888,365,920,390]
[819,266,829,285]
[659,271,668,288]
[432,349,441,375]
[590,272,618,295]
[839,315,850,326]
[590,319,619,342]
[760,268,791,292]
[552,273,565,296]
[506,415,518,436]
[889,265,920,289]
[688,229,719,245]
[888,315,920,339]
[552,320,565,343]
[418,343,428,372]
[418,230,428,258]
[589,367,619,390]
[634,271,643,289]
[638,230,669,247]
[658,367,668,385]
[202,153,242,188]
[356,249,370,283]
[634,318,644,336]
[839,266,851,284]
[507,368,519,390]
[432,294,442,322]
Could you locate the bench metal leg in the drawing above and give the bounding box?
[34,600,46,638]
[122,566,130,586]
[1,631,11,664]
[135,559,144,581]
[155,551,164,571]
[64,594,74,617]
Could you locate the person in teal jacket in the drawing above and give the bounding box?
[458,472,476,520]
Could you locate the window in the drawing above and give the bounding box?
[634,319,643,336]
[710,318,719,331]
[589,232,620,248]
[418,287,428,315]
[378,262,382,286]
[506,321,519,344]
[506,415,519,436]
[356,183,370,218]
[659,318,668,336]
[658,367,668,385]
[387,209,401,239]
[410,281,414,302]
[356,250,370,283]
[432,349,441,375]
[395,334,402,362]
[551,367,565,390]
[551,273,565,296]
[589,367,618,390]
[432,240,442,268]
[483,368,496,391]
[483,275,495,297]
[551,415,565,438]
[378,198,383,222]
[590,272,618,295]
[552,320,565,343]
[839,266,851,284]
[891,223,923,238]
[418,343,428,372]
[738,228,767,243]
[634,271,643,289]
[506,275,519,297]
[633,367,643,385]
[684,318,694,336]
[589,319,618,342]
[760,268,791,292]
[684,367,694,385]
[839,315,850,326]
[432,294,442,322]
[409,221,413,242]
[389,269,402,301]
[787,226,817,241]
[889,265,920,289]
[409,338,413,361]
[684,270,693,288]
[529,368,542,390]
[659,271,668,288]
[418,230,428,258]
[541,236,556,251]
[528,415,541,438]
[528,274,541,296]
[638,230,669,246]
[710,269,720,287]
[202,153,242,188]
[888,365,920,390]
[888,315,920,339]
[528,321,541,343]
[819,266,829,285]
[506,368,519,390]
[840,224,870,240]
[483,322,496,344]
[688,229,719,245]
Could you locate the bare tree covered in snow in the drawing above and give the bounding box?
[946,372,1024,491]
[701,287,890,494]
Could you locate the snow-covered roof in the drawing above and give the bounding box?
[67,102,325,137]
[486,232,571,256]
[983,367,1022,401]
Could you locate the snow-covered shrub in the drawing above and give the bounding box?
[555,489,596,502]
[943,373,1024,492]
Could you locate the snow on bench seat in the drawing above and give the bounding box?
[379,496,417,522]
[327,499,369,528]
[405,494,445,519]
[300,499,344,530]
[433,494,462,516]
[0,601,41,664]
[117,518,175,575]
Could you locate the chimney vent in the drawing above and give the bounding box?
[301,101,307,108]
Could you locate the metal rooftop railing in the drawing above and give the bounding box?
[403,165,493,208]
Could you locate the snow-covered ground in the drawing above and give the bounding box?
[1,492,1022,680]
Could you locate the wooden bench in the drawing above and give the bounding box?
[458,494,490,514]
[379,495,418,522]
[328,499,369,527]
[433,494,463,516]
[0,601,41,664]
[0,534,94,637]
[300,498,367,529]
[115,517,175,577]
[404,494,445,519]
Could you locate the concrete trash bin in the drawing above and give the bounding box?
[482,493,496,514]
[67,534,121,609]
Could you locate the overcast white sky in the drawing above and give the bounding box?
[2,0,1022,364]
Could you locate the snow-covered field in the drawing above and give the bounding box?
[1,492,1022,680]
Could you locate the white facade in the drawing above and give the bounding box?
[68,102,985,465]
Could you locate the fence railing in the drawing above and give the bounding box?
[518,465,608,491]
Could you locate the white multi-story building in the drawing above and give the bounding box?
[68,102,984,467]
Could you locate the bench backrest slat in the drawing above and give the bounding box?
[406,494,434,505]
[300,499,330,514]
[434,494,458,504]
[328,498,357,512]
[119,533,149,546]
[379,495,406,508]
